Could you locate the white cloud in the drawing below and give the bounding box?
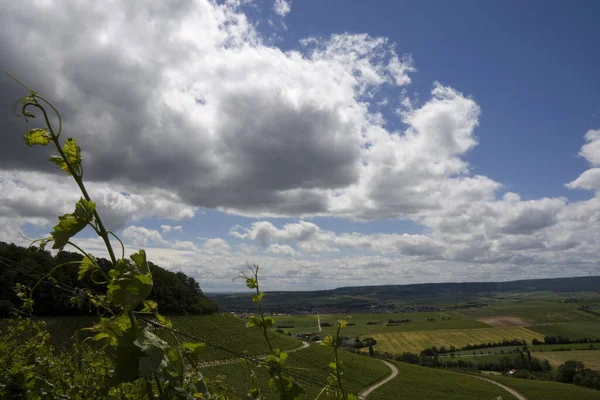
[202,238,232,254]
[1,0,600,289]
[161,225,183,234]
[567,129,600,191]
[265,243,297,257]
[122,226,166,246]
[0,169,197,233]
[273,0,291,17]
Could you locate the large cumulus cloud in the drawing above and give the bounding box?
[1,0,600,289]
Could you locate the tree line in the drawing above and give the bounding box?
[532,336,600,345]
[0,241,218,316]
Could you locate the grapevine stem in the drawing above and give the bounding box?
[35,101,118,265]
[252,266,288,397]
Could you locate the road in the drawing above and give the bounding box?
[474,376,529,400]
[358,360,398,398]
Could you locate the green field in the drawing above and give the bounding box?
[270,311,489,337]
[529,322,600,339]
[202,344,391,398]
[369,361,518,400]
[461,301,600,324]
[482,374,600,400]
[533,350,600,370]
[371,327,544,354]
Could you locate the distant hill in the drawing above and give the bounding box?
[214,275,600,313]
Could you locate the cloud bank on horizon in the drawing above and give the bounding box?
[0,0,598,291]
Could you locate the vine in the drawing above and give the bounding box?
[2,74,213,399]
[1,74,358,400]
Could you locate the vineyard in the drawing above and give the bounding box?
[482,375,600,400]
[368,361,517,400]
[0,314,301,362]
[202,344,391,399]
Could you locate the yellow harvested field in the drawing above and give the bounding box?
[477,316,529,327]
[372,327,544,354]
[534,350,600,370]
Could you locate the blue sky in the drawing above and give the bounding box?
[1,0,600,291]
[281,0,600,200]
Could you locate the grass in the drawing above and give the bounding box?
[529,322,600,339]
[369,361,518,400]
[461,301,600,324]
[533,350,600,370]
[371,327,544,354]
[201,344,391,399]
[482,374,600,400]
[271,311,489,337]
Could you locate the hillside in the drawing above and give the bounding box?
[482,374,600,400]
[0,241,218,316]
[369,362,519,400]
[0,314,301,358]
[213,275,600,312]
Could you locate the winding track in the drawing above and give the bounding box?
[474,376,529,400]
[358,359,529,400]
[358,360,398,398]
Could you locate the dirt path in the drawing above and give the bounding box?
[358,360,398,398]
[474,376,529,400]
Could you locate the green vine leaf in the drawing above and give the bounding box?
[78,254,96,280]
[107,250,152,310]
[23,128,51,146]
[49,138,82,174]
[136,330,167,379]
[181,342,205,357]
[279,375,305,400]
[252,292,264,303]
[51,199,96,250]
[321,335,334,347]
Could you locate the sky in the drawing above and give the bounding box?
[1,0,599,291]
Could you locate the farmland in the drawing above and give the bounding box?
[482,375,600,400]
[370,327,544,354]
[460,301,600,324]
[368,361,518,400]
[534,350,600,370]
[271,311,489,337]
[529,322,600,339]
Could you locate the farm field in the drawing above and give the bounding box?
[271,311,489,337]
[369,361,518,400]
[529,322,600,339]
[482,374,600,400]
[533,350,600,370]
[460,301,600,324]
[477,316,529,326]
[201,343,391,399]
[371,327,544,354]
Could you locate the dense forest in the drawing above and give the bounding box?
[0,241,218,316]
